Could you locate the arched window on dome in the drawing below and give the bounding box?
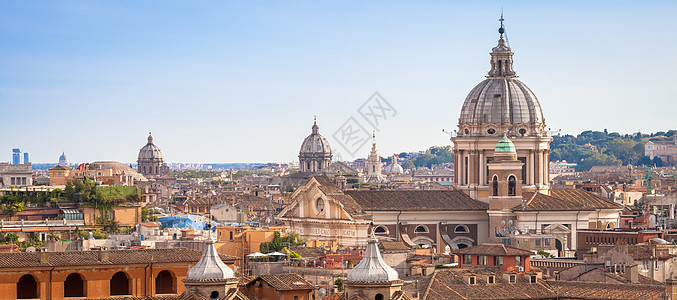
[143,166,146,174]
[508,175,516,196]
[492,175,498,196]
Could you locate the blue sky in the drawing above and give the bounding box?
[1,1,675,163]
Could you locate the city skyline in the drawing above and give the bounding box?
[1,1,675,163]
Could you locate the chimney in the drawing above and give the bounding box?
[40,251,49,264]
[625,264,639,283]
[98,248,110,262]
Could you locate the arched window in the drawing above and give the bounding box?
[64,273,84,298]
[375,294,384,300]
[316,198,325,214]
[492,175,498,196]
[457,243,469,249]
[454,225,469,233]
[155,270,176,294]
[374,226,387,234]
[508,175,516,196]
[110,271,130,296]
[211,291,220,299]
[143,166,146,173]
[414,225,428,233]
[17,274,38,299]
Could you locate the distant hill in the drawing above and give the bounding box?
[550,129,674,171]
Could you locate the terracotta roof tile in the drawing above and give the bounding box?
[546,280,665,299]
[344,190,488,211]
[0,248,237,268]
[247,273,314,291]
[453,243,533,256]
[515,189,622,211]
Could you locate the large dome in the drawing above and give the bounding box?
[457,32,546,138]
[138,133,163,161]
[460,78,544,125]
[300,121,331,155]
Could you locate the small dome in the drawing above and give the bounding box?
[59,152,69,165]
[186,240,234,280]
[138,133,163,161]
[384,155,403,174]
[495,136,516,153]
[300,121,332,155]
[347,235,399,282]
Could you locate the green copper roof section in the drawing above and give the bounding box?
[495,136,516,153]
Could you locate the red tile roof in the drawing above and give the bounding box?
[0,248,238,268]
[516,189,622,211]
[345,190,488,211]
[246,273,314,291]
[453,243,533,256]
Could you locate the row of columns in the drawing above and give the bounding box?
[454,148,551,188]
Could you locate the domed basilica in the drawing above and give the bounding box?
[137,132,169,177]
[452,20,552,200]
[298,119,332,174]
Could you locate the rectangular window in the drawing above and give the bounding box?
[535,238,541,247]
[478,255,487,265]
[464,255,472,265]
[495,256,503,266]
[530,275,537,283]
[469,276,476,285]
[488,276,494,284]
[11,177,15,185]
[544,239,551,247]
[509,275,516,283]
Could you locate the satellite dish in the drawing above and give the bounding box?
[26,247,36,252]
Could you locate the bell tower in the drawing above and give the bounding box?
[487,136,523,241]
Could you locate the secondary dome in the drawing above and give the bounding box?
[494,136,516,153]
[299,120,331,155]
[186,240,234,280]
[457,28,546,138]
[138,133,163,161]
[346,235,399,282]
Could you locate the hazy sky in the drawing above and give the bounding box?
[1,1,675,163]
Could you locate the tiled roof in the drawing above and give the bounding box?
[453,243,533,256]
[236,194,276,210]
[344,190,488,211]
[422,268,556,300]
[247,273,315,291]
[515,189,622,211]
[0,248,237,268]
[139,222,160,227]
[546,280,666,299]
[379,241,411,251]
[288,247,325,259]
[312,176,342,194]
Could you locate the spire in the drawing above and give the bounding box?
[186,240,235,280]
[312,116,319,134]
[346,231,399,282]
[147,131,153,144]
[487,14,516,78]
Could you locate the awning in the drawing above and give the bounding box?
[400,233,415,247]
